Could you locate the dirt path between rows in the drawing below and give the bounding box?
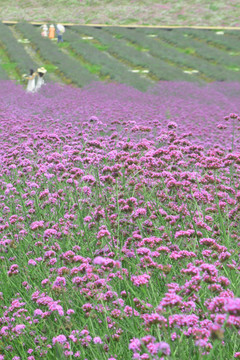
[10,25,65,85]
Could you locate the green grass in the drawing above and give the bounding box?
[92,43,109,51]
[57,41,106,78]
[43,64,58,72]
[0,47,21,80]
[229,51,240,56]
[113,34,123,39]
[225,65,240,71]
[1,62,17,70]
[81,38,110,52]
[126,41,149,52]
[177,47,196,55]
[82,62,102,74]
[57,41,71,49]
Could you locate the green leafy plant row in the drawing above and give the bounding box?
[185,29,240,52]
[15,22,98,87]
[63,28,151,91]
[71,26,197,83]
[141,28,240,72]
[0,22,38,76]
[106,27,240,82]
[0,62,9,80]
[223,30,240,41]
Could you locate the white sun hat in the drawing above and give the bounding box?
[37,67,47,74]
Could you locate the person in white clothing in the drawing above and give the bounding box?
[41,24,48,37]
[35,67,47,92]
[24,69,37,93]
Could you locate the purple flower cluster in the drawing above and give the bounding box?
[0,80,240,359]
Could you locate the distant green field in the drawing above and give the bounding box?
[0,0,240,26]
[1,22,240,91]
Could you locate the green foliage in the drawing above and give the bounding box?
[63,27,151,91]
[106,27,240,82]
[15,22,98,87]
[72,26,194,82]
[0,22,37,75]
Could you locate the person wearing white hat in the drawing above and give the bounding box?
[24,69,37,93]
[35,67,47,92]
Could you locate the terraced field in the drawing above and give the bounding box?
[1,22,240,90]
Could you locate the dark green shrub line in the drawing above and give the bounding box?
[71,26,157,80]
[134,27,240,81]
[0,22,38,76]
[224,30,240,38]
[58,43,108,81]
[0,44,10,80]
[62,28,152,92]
[0,62,9,80]
[184,29,240,52]
[71,26,198,82]
[105,27,214,82]
[140,28,240,71]
[105,27,240,82]
[0,40,21,81]
[15,23,98,87]
[12,26,53,83]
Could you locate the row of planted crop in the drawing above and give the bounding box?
[62,28,152,91]
[0,22,38,79]
[1,22,240,86]
[71,26,199,83]
[103,27,240,82]
[15,22,98,87]
[15,23,153,91]
[141,28,240,71]
[0,63,9,80]
[184,29,240,52]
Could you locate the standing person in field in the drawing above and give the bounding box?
[41,24,48,37]
[56,24,65,43]
[23,69,37,93]
[35,67,47,92]
[48,24,55,39]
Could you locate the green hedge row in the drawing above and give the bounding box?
[15,23,98,87]
[0,22,38,76]
[141,28,240,71]
[0,63,9,80]
[224,30,240,37]
[63,28,151,91]
[71,26,197,82]
[184,29,240,52]
[105,27,240,81]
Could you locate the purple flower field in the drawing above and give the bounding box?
[0,80,240,359]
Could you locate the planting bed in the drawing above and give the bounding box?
[0,80,240,359]
[184,29,240,52]
[62,29,152,92]
[1,23,240,88]
[0,63,9,80]
[0,22,37,78]
[71,26,195,82]
[105,27,240,82]
[141,28,240,72]
[15,23,98,87]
